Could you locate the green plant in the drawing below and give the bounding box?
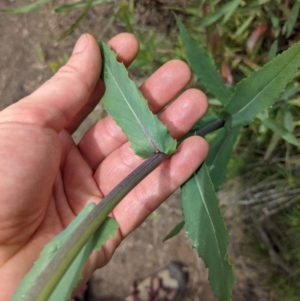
[9,13,300,301]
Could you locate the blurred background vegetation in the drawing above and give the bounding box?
[1,0,300,299]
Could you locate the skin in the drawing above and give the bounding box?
[0,33,209,300]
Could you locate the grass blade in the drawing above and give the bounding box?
[284,1,300,38]
[264,131,280,160]
[0,0,52,14]
[199,2,235,27]
[258,115,300,147]
[268,40,278,61]
[234,15,255,37]
[222,0,242,24]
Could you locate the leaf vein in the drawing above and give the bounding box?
[232,51,300,118]
[193,173,224,265]
[106,65,159,152]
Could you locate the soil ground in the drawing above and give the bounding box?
[0,1,270,300]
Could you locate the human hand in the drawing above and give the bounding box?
[0,33,208,300]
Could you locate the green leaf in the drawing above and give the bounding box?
[181,163,235,301]
[224,40,300,127]
[284,1,300,38]
[0,0,52,14]
[289,98,300,107]
[54,0,115,13]
[284,110,295,133]
[234,15,255,37]
[280,81,300,101]
[246,0,270,6]
[268,40,278,61]
[163,220,185,242]
[222,0,242,24]
[264,5,280,38]
[258,115,300,147]
[176,16,233,106]
[99,42,177,158]
[12,204,118,301]
[264,132,280,160]
[199,2,237,27]
[206,126,241,191]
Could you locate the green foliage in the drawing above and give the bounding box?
[199,0,241,28]
[206,126,241,191]
[224,40,300,127]
[258,114,300,147]
[99,42,177,158]
[181,163,235,301]
[176,14,300,299]
[283,1,300,38]
[8,2,300,300]
[11,204,118,301]
[176,16,232,106]
[163,220,185,242]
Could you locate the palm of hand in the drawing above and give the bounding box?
[0,33,208,300]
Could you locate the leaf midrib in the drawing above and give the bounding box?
[231,50,300,119]
[193,172,224,265]
[106,64,158,152]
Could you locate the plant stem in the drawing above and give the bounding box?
[22,152,169,301]
[196,119,225,137]
[22,119,225,300]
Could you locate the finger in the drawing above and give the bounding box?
[139,60,191,113]
[0,34,101,133]
[78,60,193,169]
[109,33,140,67]
[64,80,105,134]
[95,136,209,237]
[158,88,207,139]
[58,130,103,217]
[65,33,139,133]
[62,85,207,212]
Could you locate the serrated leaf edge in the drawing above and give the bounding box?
[100,42,177,156]
[225,41,300,127]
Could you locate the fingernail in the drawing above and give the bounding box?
[73,34,88,54]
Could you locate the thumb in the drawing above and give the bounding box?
[0,34,102,133]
